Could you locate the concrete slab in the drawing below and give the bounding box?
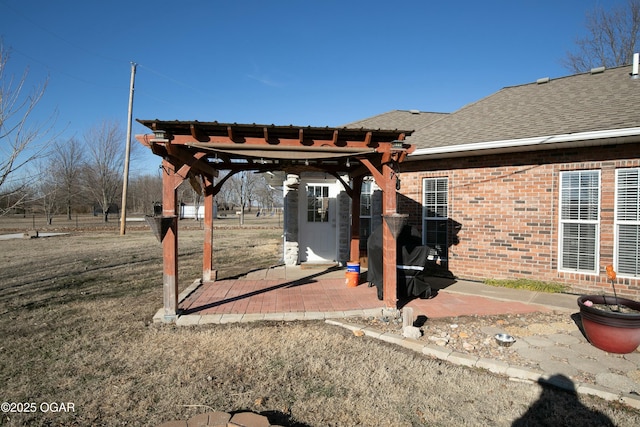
[176,315,201,326]
[547,333,581,345]
[506,366,543,382]
[568,357,611,376]
[422,344,453,360]
[577,383,622,401]
[542,345,581,360]
[362,327,383,339]
[199,314,224,324]
[624,352,640,364]
[516,347,551,362]
[620,393,640,410]
[303,311,326,320]
[239,313,266,323]
[398,338,425,353]
[447,351,479,368]
[378,332,404,345]
[522,336,555,347]
[596,372,640,393]
[477,358,510,375]
[596,356,638,372]
[282,312,305,321]
[537,360,579,378]
[444,280,579,312]
[570,342,606,358]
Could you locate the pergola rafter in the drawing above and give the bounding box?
[136,120,414,322]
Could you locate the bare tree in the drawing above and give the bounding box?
[215,176,234,212]
[176,177,203,220]
[83,121,124,222]
[563,0,640,72]
[0,42,55,215]
[33,160,59,225]
[255,174,282,213]
[227,171,263,225]
[50,137,84,220]
[128,173,162,215]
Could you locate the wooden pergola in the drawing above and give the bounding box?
[135,120,414,322]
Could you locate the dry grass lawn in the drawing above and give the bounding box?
[1,217,639,426]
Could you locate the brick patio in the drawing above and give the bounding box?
[175,266,552,321]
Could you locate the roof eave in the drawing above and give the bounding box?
[408,127,640,160]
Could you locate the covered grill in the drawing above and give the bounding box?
[367,224,433,301]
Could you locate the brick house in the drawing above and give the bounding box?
[348,63,640,298]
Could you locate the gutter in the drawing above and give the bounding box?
[409,127,640,160]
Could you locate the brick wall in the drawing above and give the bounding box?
[398,143,640,298]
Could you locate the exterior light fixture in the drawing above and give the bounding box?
[151,129,169,142]
[304,159,309,166]
[346,158,350,168]
[391,140,404,150]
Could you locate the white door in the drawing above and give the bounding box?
[299,181,338,263]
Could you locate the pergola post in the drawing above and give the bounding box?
[350,176,363,262]
[202,176,217,282]
[381,162,398,308]
[162,160,183,322]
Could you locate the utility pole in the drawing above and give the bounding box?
[120,62,137,236]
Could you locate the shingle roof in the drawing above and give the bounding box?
[343,110,447,134]
[409,65,640,150]
[346,66,640,153]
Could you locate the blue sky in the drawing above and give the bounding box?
[0,0,625,174]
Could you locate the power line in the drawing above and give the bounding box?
[137,63,216,99]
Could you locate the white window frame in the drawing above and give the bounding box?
[306,184,329,223]
[422,177,449,263]
[614,168,640,278]
[558,170,600,274]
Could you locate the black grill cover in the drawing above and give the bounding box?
[366,224,431,300]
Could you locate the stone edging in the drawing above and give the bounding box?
[325,319,640,410]
[158,410,282,427]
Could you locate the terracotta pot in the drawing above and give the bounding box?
[577,295,640,354]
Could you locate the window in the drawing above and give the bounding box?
[559,170,600,273]
[616,168,640,277]
[359,180,373,250]
[307,185,329,222]
[423,177,449,262]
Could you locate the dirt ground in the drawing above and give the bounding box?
[1,218,639,426]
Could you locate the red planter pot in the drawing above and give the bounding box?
[577,295,640,354]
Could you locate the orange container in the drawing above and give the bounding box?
[345,271,359,288]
